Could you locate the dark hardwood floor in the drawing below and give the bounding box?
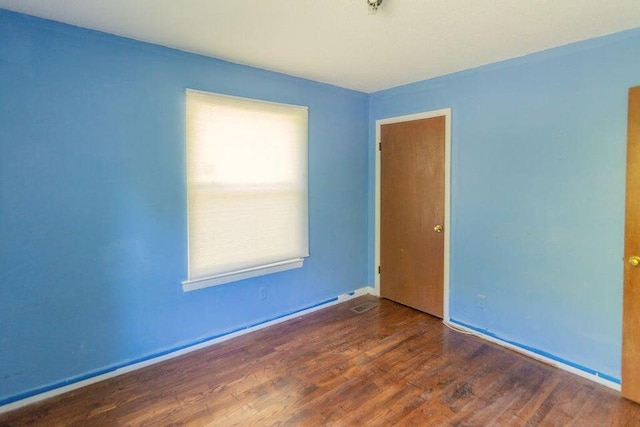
[1,295,639,426]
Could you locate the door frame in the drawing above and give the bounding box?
[374,108,452,321]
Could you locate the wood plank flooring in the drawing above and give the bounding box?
[1,295,639,426]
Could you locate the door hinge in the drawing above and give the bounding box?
[379,142,382,151]
[378,265,381,274]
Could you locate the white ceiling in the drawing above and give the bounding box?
[1,0,640,93]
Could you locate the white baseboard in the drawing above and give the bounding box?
[0,287,373,415]
[5,287,617,415]
[444,320,621,391]
[338,286,376,301]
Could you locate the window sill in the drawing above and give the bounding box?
[182,258,304,292]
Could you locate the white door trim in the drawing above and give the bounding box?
[374,108,452,321]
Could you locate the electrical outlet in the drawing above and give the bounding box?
[259,287,267,301]
[476,294,486,309]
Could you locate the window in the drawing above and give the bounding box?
[182,90,309,292]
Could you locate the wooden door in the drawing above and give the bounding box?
[622,86,640,403]
[380,116,445,317]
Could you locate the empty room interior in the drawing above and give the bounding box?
[2,0,640,425]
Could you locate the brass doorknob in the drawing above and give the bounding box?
[630,256,640,267]
[434,224,444,233]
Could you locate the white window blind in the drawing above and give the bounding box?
[183,89,309,292]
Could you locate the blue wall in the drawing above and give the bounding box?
[369,28,640,381]
[0,10,368,404]
[2,6,640,406]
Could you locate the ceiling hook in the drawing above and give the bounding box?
[367,0,383,14]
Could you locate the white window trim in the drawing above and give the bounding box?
[182,89,309,292]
